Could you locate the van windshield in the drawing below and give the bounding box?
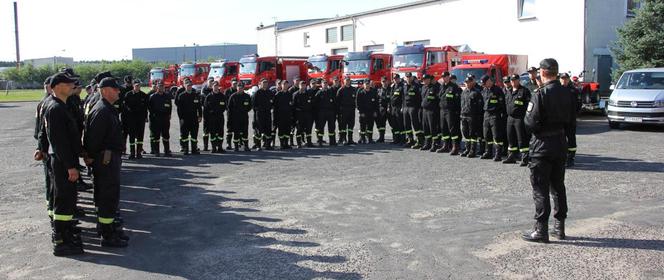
[617,72,664,89]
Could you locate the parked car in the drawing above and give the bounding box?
[606,68,664,128]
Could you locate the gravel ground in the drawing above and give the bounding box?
[0,101,662,280]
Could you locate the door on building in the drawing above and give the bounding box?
[595,54,613,95]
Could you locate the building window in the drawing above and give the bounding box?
[518,0,536,19]
[373,59,384,71]
[404,40,431,46]
[332,48,348,55]
[341,25,354,41]
[627,0,641,17]
[326,27,337,43]
[363,44,384,52]
[303,32,310,47]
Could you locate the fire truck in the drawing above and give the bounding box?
[208,61,239,90]
[450,54,528,87]
[177,63,211,90]
[238,54,309,89]
[306,54,344,84]
[148,64,179,90]
[391,44,465,80]
[343,51,392,87]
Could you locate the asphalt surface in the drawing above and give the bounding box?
[0,101,663,280]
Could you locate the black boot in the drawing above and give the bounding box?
[477,140,486,157]
[136,144,143,159]
[358,134,366,144]
[338,133,346,145]
[403,134,414,147]
[436,140,450,153]
[152,142,160,157]
[112,219,130,241]
[266,138,275,150]
[551,219,565,240]
[520,153,530,167]
[460,141,471,157]
[306,136,315,148]
[182,142,189,155]
[377,132,385,143]
[211,142,217,153]
[234,141,240,152]
[502,152,518,164]
[346,132,356,145]
[429,139,440,152]
[449,141,460,156]
[128,144,136,159]
[467,142,477,158]
[521,222,550,243]
[493,144,502,162]
[100,223,128,248]
[420,138,431,150]
[255,139,262,151]
[163,141,172,157]
[412,134,424,149]
[203,135,209,151]
[243,141,251,152]
[191,140,200,155]
[368,133,375,144]
[296,137,303,148]
[480,142,493,159]
[317,136,324,147]
[329,136,337,146]
[52,221,84,256]
[217,141,226,153]
[225,134,233,150]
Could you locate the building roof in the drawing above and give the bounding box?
[257,19,330,31]
[265,0,444,32]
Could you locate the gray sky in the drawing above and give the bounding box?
[0,0,414,61]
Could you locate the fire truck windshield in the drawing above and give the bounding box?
[240,62,257,75]
[150,70,164,80]
[344,60,370,74]
[180,65,195,76]
[393,53,424,68]
[451,69,488,84]
[210,66,225,78]
[308,61,327,73]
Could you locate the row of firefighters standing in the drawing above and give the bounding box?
[137,69,579,168]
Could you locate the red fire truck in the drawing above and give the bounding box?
[391,44,465,80]
[343,51,392,87]
[306,54,344,84]
[238,54,309,89]
[148,64,179,90]
[208,61,239,90]
[450,54,528,87]
[177,63,211,90]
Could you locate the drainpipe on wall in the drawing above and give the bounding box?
[352,17,357,52]
[274,26,278,56]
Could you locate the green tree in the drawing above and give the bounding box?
[611,0,664,81]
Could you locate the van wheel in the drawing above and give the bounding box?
[608,121,620,129]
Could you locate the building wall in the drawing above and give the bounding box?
[132,44,257,64]
[585,0,630,80]
[258,0,588,73]
[24,57,74,68]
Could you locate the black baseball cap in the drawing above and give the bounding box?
[44,76,52,85]
[363,79,371,84]
[94,71,113,83]
[60,67,80,78]
[50,73,77,88]
[450,75,457,80]
[133,79,142,85]
[124,75,133,83]
[560,72,570,79]
[237,81,245,87]
[480,75,491,83]
[422,74,434,80]
[99,77,121,89]
[405,72,413,77]
[442,71,451,77]
[393,73,401,79]
[464,75,475,82]
[527,66,539,73]
[539,58,559,73]
[510,74,521,80]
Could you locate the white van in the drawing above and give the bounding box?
[607,68,664,128]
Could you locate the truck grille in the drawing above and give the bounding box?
[616,101,655,108]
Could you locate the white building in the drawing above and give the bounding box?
[257,0,641,91]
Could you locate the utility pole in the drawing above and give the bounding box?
[13,2,20,69]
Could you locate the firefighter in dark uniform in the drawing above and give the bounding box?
[437,72,463,155]
[274,80,294,149]
[288,77,302,146]
[84,77,129,248]
[526,66,543,92]
[403,73,423,148]
[356,79,379,144]
[119,75,133,155]
[252,79,275,150]
[376,77,390,143]
[43,73,84,256]
[503,74,532,166]
[34,76,55,220]
[293,80,316,148]
[420,74,440,151]
[522,58,572,243]
[228,82,252,151]
[460,75,484,158]
[200,78,215,151]
[560,73,581,167]
[123,79,148,159]
[480,75,507,161]
[203,81,228,153]
[147,80,173,157]
[330,78,343,144]
[337,77,357,145]
[388,74,405,145]
[175,79,203,155]
[314,79,337,146]
[224,79,238,150]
